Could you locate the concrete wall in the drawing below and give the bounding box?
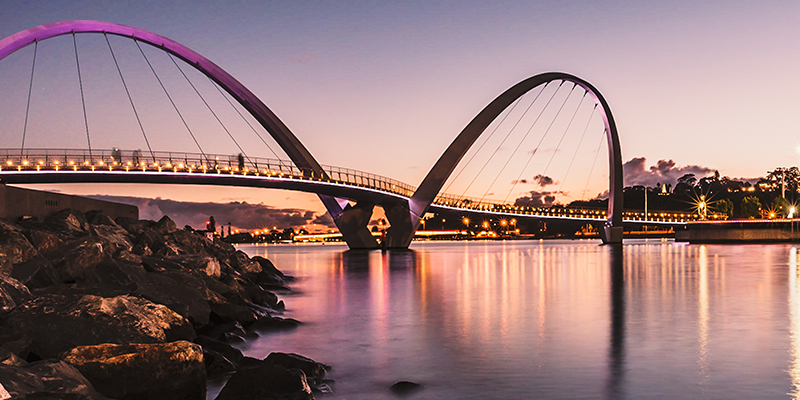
[0,184,138,222]
[680,221,800,243]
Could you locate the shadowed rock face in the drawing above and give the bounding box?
[215,361,314,400]
[3,294,194,359]
[0,359,107,400]
[62,341,205,400]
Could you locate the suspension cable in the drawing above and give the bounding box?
[442,92,527,195]
[168,53,254,169]
[72,32,92,157]
[559,104,597,195]
[477,83,550,203]
[104,33,155,163]
[208,77,290,171]
[502,81,569,202]
[21,40,37,154]
[582,131,606,199]
[134,39,208,164]
[536,87,584,191]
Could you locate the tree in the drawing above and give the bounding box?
[772,196,789,217]
[677,173,697,187]
[741,196,762,219]
[716,198,734,219]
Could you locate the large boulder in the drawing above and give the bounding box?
[132,229,164,255]
[0,275,32,314]
[10,255,60,289]
[0,219,38,269]
[44,209,89,234]
[115,217,154,237]
[51,237,115,283]
[0,360,107,399]
[230,251,261,276]
[265,353,330,387]
[215,361,313,400]
[151,215,178,236]
[62,341,205,400]
[24,229,64,256]
[2,294,194,359]
[85,262,213,327]
[89,225,133,253]
[166,255,221,279]
[84,210,123,230]
[165,230,209,255]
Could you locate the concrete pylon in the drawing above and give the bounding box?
[382,201,415,249]
[333,201,379,249]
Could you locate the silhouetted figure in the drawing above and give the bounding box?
[238,153,244,171]
[132,149,141,166]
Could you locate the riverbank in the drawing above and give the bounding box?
[0,208,328,399]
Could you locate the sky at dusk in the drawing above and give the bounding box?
[1,1,799,229]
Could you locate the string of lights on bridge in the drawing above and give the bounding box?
[0,148,704,223]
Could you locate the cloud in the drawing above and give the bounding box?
[514,189,566,207]
[89,196,333,230]
[623,157,714,188]
[513,174,556,186]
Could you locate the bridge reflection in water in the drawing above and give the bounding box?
[233,241,798,399]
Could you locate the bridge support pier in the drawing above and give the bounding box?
[599,221,623,244]
[333,201,379,249]
[382,202,415,249]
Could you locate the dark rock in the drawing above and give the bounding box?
[3,294,194,359]
[0,220,38,268]
[84,210,122,230]
[11,255,59,288]
[203,348,237,377]
[24,359,106,399]
[152,215,178,236]
[0,275,32,314]
[215,361,313,400]
[51,236,114,282]
[165,229,209,255]
[195,336,243,367]
[390,381,422,395]
[245,286,280,308]
[0,346,26,366]
[16,393,97,399]
[83,259,211,326]
[113,248,142,263]
[265,352,330,386]
[252,256,287,279]
[141,256,183,272]
[89,225,132,253]
[115,217,154,236]
[210,302,258,325]
[198,321,246,342]
[230,251,261,276]
[250,316,301,332]
[133,229,164,255]
[24,229,64,256]
[44,209,89,234]
[166,254,221,278]
[62,341,205,400]
[0,363,45,396]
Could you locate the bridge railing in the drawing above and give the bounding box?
[0,148,417,197]
[0,148,698,222]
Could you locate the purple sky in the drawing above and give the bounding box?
[0,1,797,229]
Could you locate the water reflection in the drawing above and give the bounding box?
[790,247,800,398]
[607,244,625,400]
[234,241,797,399]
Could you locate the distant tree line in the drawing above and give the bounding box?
[568,166,800,219]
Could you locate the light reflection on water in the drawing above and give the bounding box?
[223,240,798,399]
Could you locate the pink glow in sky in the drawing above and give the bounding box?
[0,1,797,222]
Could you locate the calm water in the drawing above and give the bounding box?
[211,239,800,399]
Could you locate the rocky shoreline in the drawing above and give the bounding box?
[0,208,328,399]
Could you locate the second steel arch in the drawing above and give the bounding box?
[385,72,623,247]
